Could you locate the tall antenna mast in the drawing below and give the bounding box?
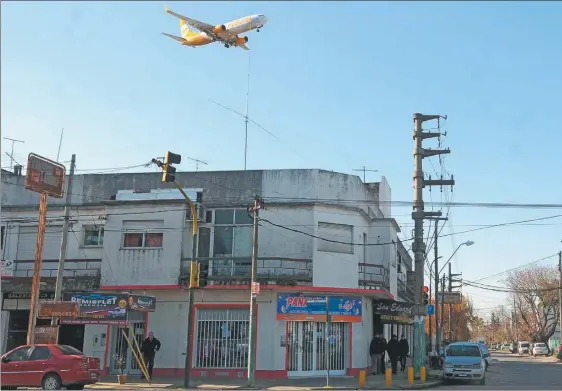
[2,137,25,171]
[244,52,251,170]
[56,128,64,162]
[208,53,279,171]
[185,156,209,171]
[353,166,378,182]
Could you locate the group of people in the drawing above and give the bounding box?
[369,333,409,375]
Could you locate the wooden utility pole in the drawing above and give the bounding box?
[247,196,263,387]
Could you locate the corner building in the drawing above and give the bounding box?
[1,168,414,379]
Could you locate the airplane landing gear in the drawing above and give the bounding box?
[225,43,230,48]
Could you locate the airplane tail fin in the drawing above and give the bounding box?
[180,19,197,39]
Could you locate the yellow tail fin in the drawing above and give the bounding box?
[180,19,196,39]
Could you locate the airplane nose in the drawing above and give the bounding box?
[261,16,268,24]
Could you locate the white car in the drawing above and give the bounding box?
[442,342,486,385]
[532,342,549,356]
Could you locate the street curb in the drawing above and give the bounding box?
[187,381,443,391]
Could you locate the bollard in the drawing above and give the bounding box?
[420,366,426,383]
[407,367,414,384]
[385,368,392,386]
[358,369,366,388]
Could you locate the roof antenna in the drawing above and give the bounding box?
[56,128,64,162]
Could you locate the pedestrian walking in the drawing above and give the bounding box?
[398,334,409,371]
[140,331,161,379]
[369,333,386,375]
[387,335,400,375]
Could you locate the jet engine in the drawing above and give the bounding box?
[236,36,249,44]
[213,24,226,33]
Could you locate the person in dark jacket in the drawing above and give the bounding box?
[380,336,388,373]
[140,332,161,379]
[398,334,409,371]
[369,334,386,375]
[386,334,400,375]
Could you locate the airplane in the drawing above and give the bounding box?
[163,4,268,50]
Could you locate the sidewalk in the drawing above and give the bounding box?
[88,370,443,390]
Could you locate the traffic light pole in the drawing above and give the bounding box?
[175,182,199,389]
[151,153,198,388]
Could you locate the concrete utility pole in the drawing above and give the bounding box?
[412,113,454,374]
[247,196,263,387]
[441,274,446,341]
[52,154,76,332]
[428,217,447,353]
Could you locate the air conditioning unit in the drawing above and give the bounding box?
[186,204,207,223]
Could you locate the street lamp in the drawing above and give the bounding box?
[439,240,475,275]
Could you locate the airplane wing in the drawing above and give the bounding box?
[161,32,186,44]
[164,3,217,35]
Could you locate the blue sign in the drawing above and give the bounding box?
[427,304,435,315]
[276,294,362,322]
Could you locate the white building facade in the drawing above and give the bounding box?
[1,169,414,379]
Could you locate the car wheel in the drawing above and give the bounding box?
[42,373,62,390]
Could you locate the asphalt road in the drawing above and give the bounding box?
[437,351,561,389]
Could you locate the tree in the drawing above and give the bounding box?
[424,294,477,342]
[506,265,560,343]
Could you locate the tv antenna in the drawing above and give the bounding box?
[185,156,209,171]
[209,52,279,170]
[2,137,25,171]
[353,166,378,182]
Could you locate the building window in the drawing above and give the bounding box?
[193,307,249,369]
[1,226,5,249]
[210,209,253,276]
[83,226,104,246]
[123,232,163,248]
[317,222,353,254]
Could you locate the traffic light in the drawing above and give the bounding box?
[199,262,209,287]
[422,286,429,305]
[161,151,181,183]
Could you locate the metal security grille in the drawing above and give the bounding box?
[109,322,146,375]
[194,308,250,369]
[287,321,349,375]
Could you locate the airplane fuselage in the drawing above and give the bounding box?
[184,14,268,47]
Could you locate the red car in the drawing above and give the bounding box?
[0,344,100,390]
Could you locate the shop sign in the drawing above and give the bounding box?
[35,326,59,344]
[127,294,156,312]
[60,292,128,325]
[38,301,80,318]
[1,260,14,278]
[4,291,55,300]
[373,299,414,324]
[276,294,362,322]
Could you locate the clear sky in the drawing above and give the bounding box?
[2,1,561,315]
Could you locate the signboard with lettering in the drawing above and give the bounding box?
[61,293,128,325]
[35,326,59,344]
[373,299,414,324]
[1,260,14,278]
[438,292,462,304]
[25,153,66,198]
[127,295,156,312]
[276,294,362,322]
[39,301,80,318]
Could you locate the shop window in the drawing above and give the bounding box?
[193,308,250,369]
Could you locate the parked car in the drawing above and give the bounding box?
[518,341,530,355]
[0,344,100,390]
[531,342,549,356]
[442,342,487,385]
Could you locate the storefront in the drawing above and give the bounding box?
[277,294,363,378]
[1,292,85,353]
[372,299,414,354]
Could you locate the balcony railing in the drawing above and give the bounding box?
[179,257,313,287]
[398,279,414,302]
[2,260,102,292]
[358,263,389,290]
